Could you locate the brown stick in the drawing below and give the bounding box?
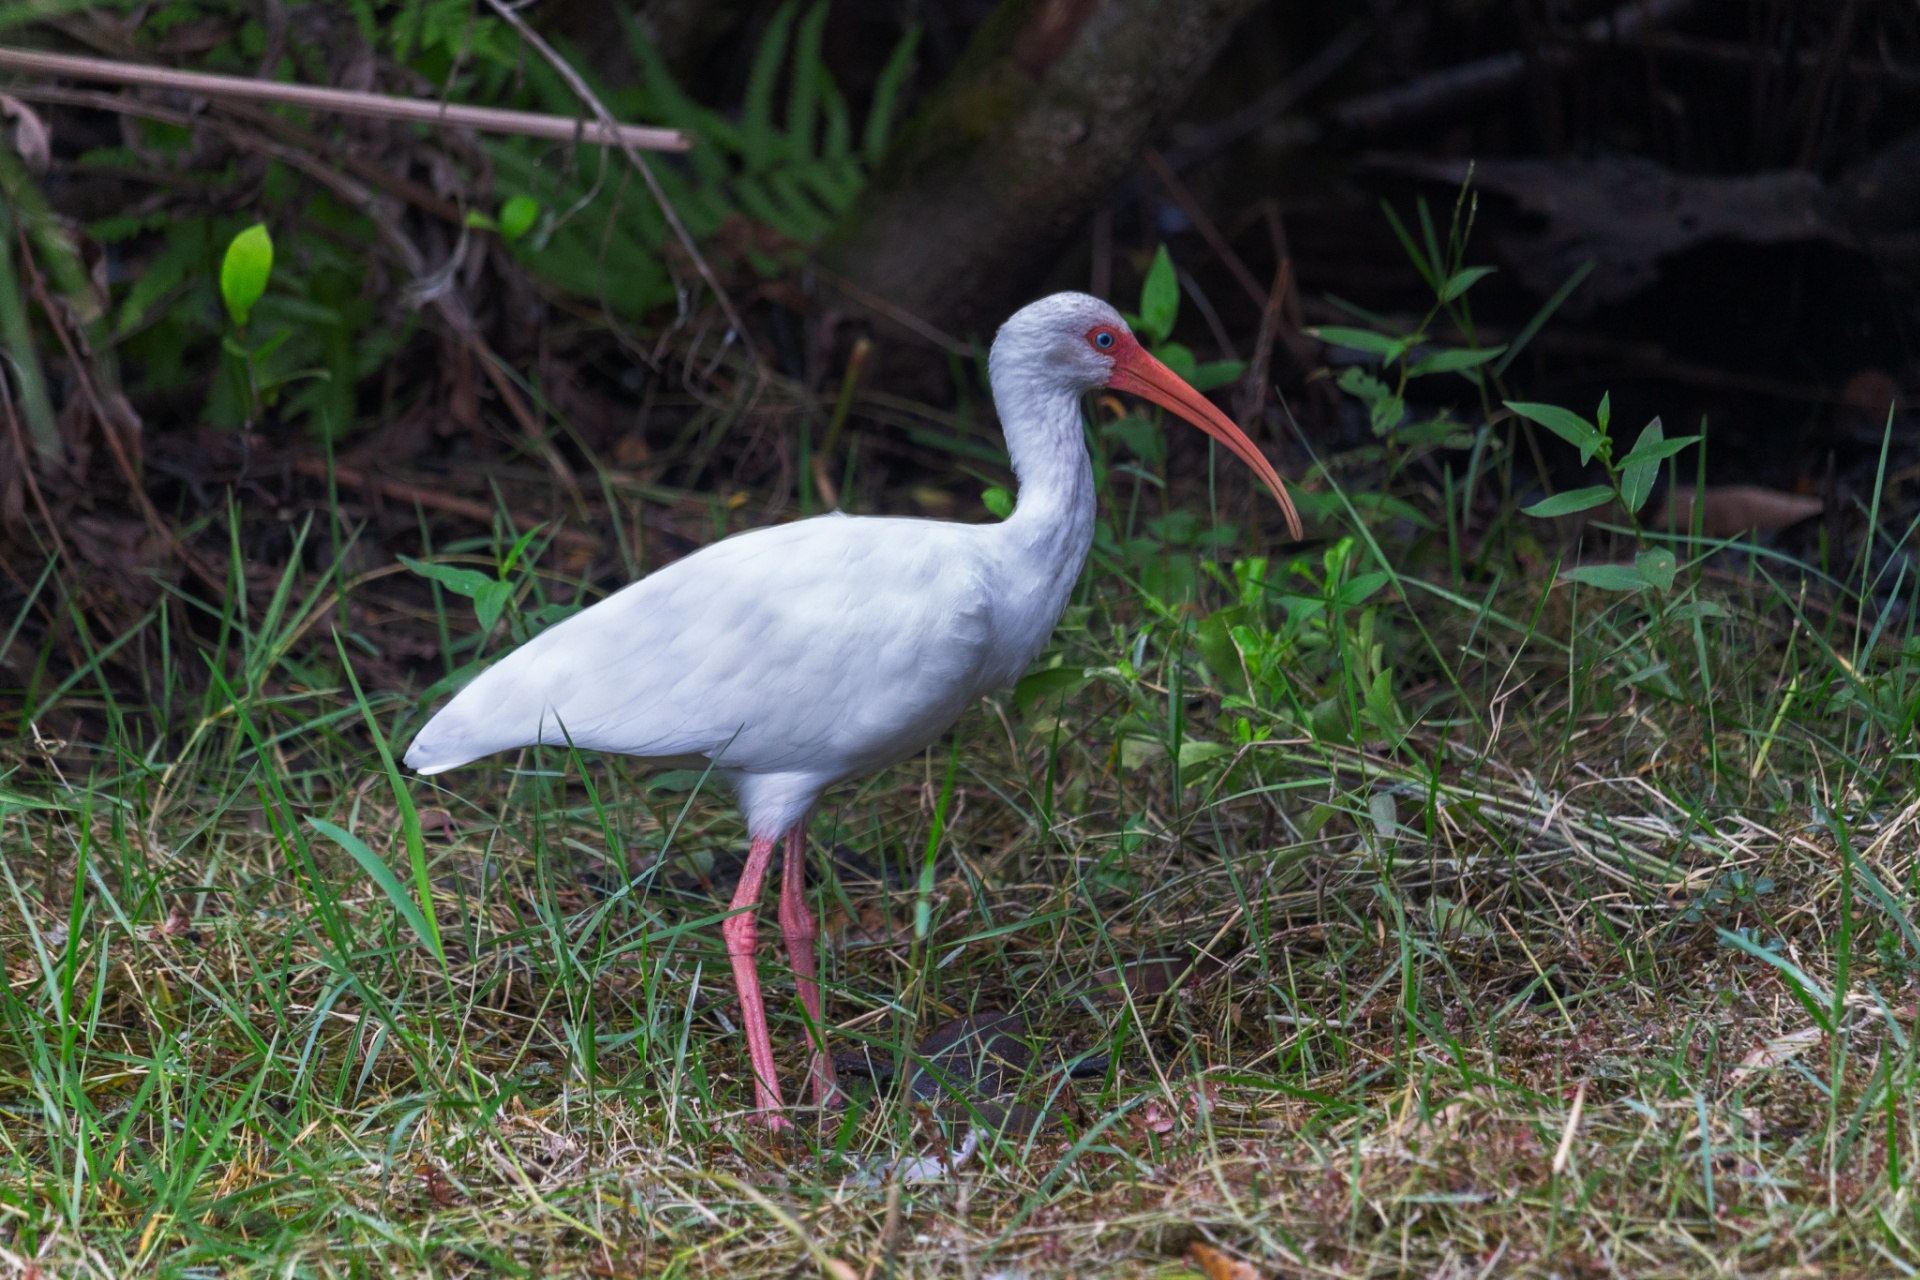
[288,456,598,551]
[1233,257,1290,431]
[7,84,468,225]
[0,46,690,151]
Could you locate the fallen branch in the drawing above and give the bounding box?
[0,46,690,150]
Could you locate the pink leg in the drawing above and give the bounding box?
[722,833,788,1128]
[779,826,841,1107]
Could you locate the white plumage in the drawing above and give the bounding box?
[404,292,1299,1126]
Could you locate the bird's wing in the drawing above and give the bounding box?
[404,515,1000,776]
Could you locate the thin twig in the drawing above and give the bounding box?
[1143,148,1266,312]
[0,45,690,150]
[477,0,761,372]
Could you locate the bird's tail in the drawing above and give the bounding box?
[403,659,560,774]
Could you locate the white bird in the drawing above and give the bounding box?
[405,292,1302,1127]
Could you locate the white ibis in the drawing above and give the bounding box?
[404,292,1302,1127]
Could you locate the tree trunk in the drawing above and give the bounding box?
[823,0,1265,339]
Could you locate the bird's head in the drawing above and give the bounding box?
[992,292,1302,540]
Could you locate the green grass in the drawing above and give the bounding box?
[4,421,1920,1279]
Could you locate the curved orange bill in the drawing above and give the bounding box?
[1108,338,1303,541]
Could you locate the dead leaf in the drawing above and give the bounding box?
[1655,486,1823,539]
[1729,1025,1824,1083]
[1186,1242,1263,1280]
[0,94,49,175]
[417,807,458,838]
[417,1162,460,1208]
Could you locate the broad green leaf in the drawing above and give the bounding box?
[473,580,514,634]
[1140,245,1179,345]
[1635,548,1677,591]
[1406,345,1505,378]
[1666,600,1730,621]
[1505,400,1603,464]
[1438,264,1496,302]
[1337,571,1391,606]
[1618,416,1667,515]
[1559,564,1647,591]
[398,554,491,599]
[1154,340,1196,381]
[220,223,273,327]
[1311,326,1421,362]
[498,195,540,243]
[1015,665,1086,712]
[1617,428,1701,472]
[1521,486,1614,518]
[1176,739,1234,769]
[981,486,1014,519]
[1189,359,1245,391]
[310,818,443,962]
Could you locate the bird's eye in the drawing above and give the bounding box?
[1093,330,1115,349]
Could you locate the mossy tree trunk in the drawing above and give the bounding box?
[825,0,1266,339]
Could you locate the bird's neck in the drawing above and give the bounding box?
[997,383,1097,587]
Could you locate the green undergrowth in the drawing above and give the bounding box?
[3,419,1920,1277]
[5,184,1920,1276]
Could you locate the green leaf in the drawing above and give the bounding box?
[1666,600,1730,622]
[310,818,442,960]
[1139,245,1179,345]
[1015,665,1086,712]
[473,580,514,634]
[1618,416,1667,515]
[1335,366,1403,437]
[1559,564,1647,591]
[1521,486,1614,518]
[1505,400,1603,464]
[398,554,490,599]
[1154,340,1196,382]
[981,486,1014,519]
[1310,326,1419,361]
[498,195,540,244]
[1176,739,1234,769]
[1617,426,1701,472]
[1189,359,1245,391]
[865,24,921,162]
[220,223,273,327]
[1635,548,1677,592]
[1336,571,1391,607]
[1438,265,1496,302]
[1406,345,1506,378]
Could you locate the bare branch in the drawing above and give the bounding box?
[0,45,691,150]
